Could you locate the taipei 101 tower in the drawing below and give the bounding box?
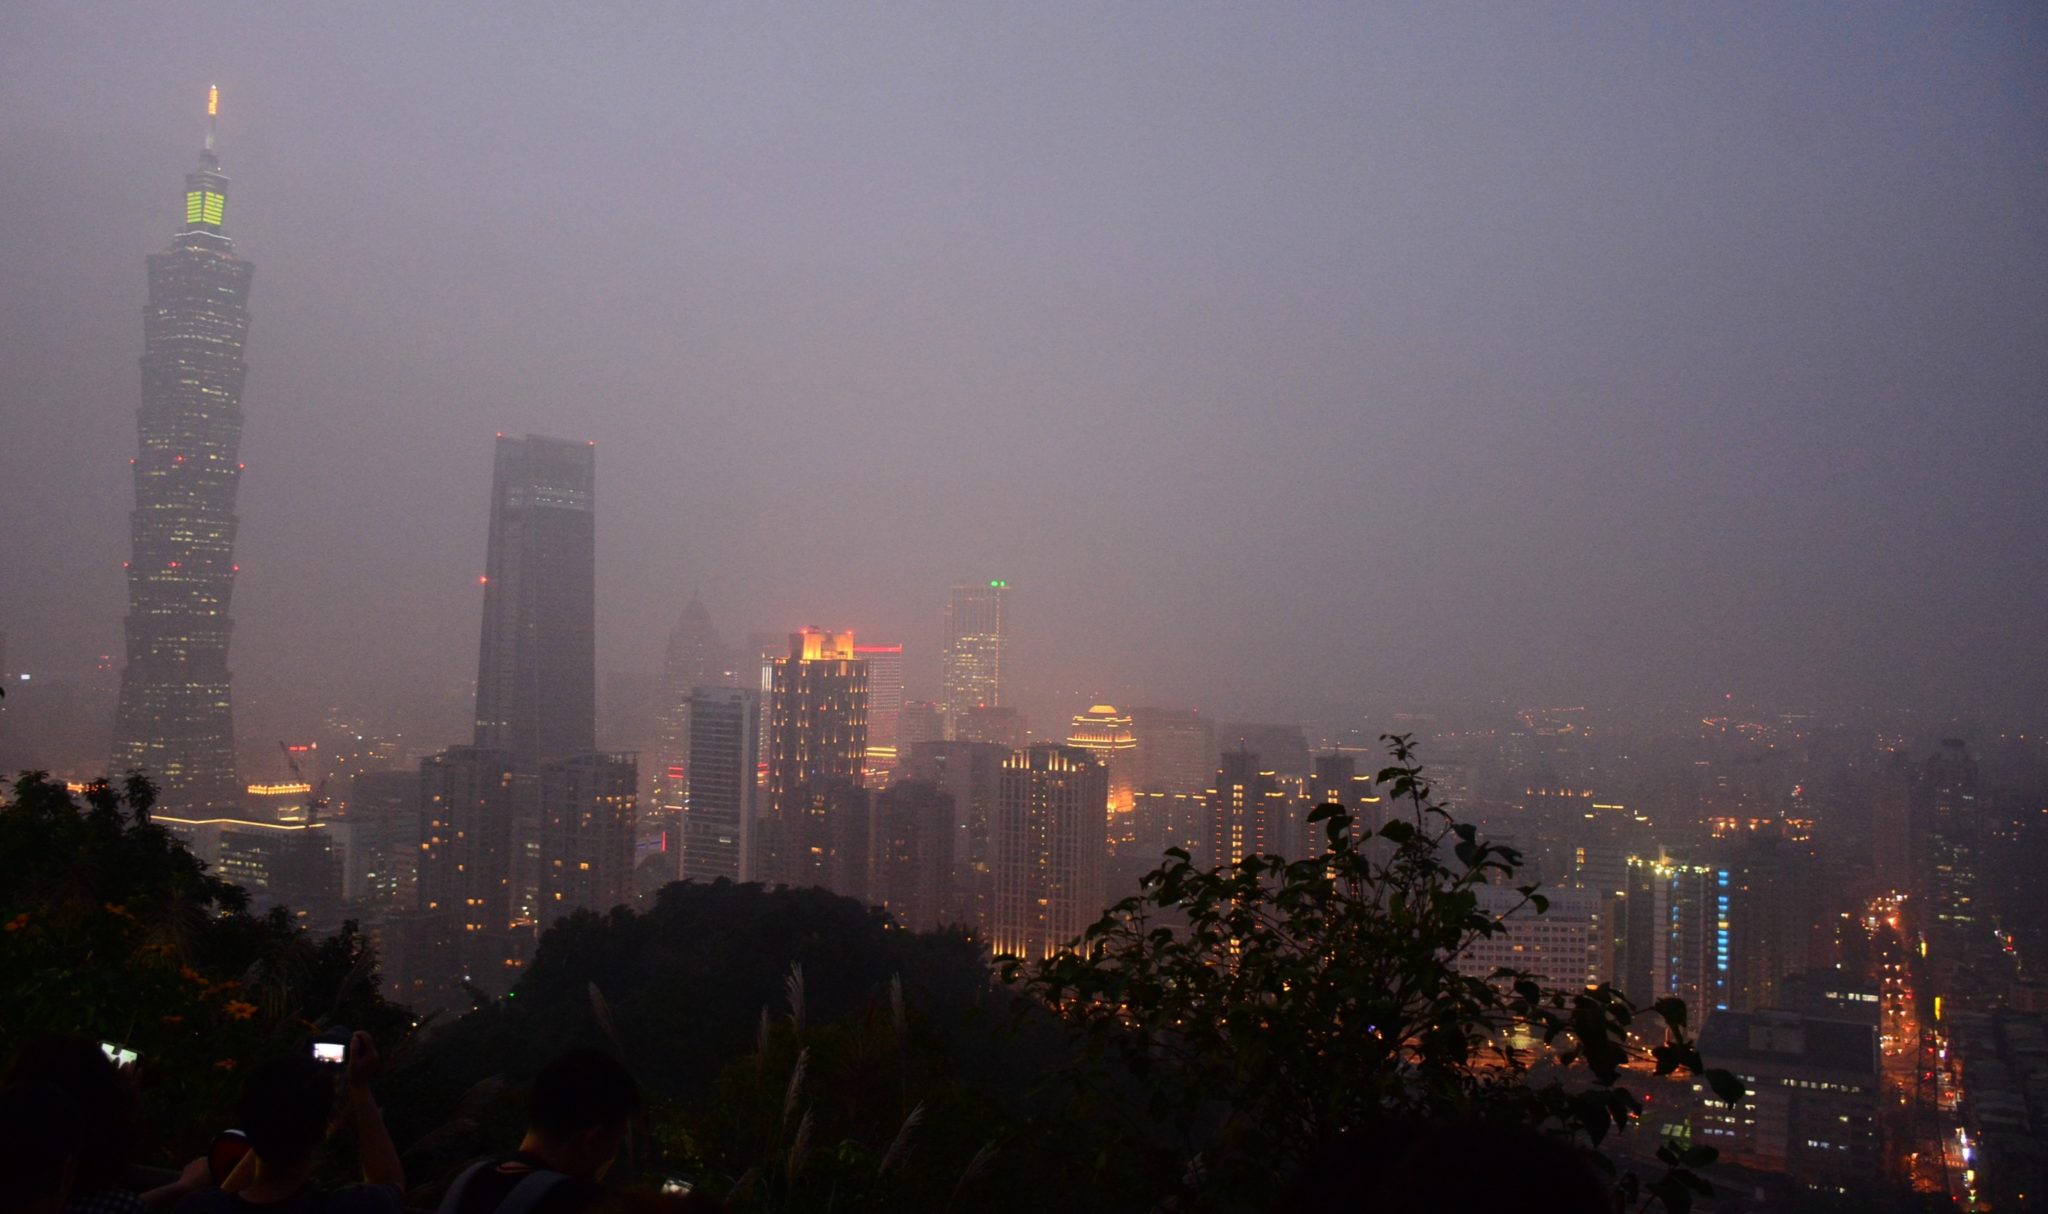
[110,87,252,810]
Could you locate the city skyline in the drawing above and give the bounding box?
[1,10,2044,1206]
[2,6,2043,752]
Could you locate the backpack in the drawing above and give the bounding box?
[436,1159,572,1214]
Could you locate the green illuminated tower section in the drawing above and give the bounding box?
[111,87,253,810]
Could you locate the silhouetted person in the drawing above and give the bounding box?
[175,1032,403,1214]
[438,1048,641,1214]
[1280,1121,1612,1213]
[0,1080,83,1214]
[6,1035,156,1213]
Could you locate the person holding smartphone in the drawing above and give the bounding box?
[174,1031,403,1214]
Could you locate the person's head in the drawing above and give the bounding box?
[5,1035,136,1179]
[238,1054,338,1174]
[0,1080,83,1214]
[524,1048,640,1180]
[1283,1121,1612,1213]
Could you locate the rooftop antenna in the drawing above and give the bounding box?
[204,84,219,156]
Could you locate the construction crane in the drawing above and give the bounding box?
[276,740,330,823]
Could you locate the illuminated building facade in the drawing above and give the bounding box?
[940,581,1007,731]
[1615,854,1734,1021]
[682,686,759,882]
[400,746,521,1007]
[777,780,871,899]
[1718,836,1816,1013]
[856,644,905,784]
[537,752,637,916]
[111,88,252,812]
[763,630,868,888]
[473,435,597,770]
[244,781,316,822]
[989,745,1108,960]
[1068,705,1137,816]
[1128,789,1207,864]
[154,813,342,928]
[1690,1011,1879,1188]
[1457,885,1610,992]
[1304,752,1381,852]
[855,643,905,748]
[1208,748,1289,868]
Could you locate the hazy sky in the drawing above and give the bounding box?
[2,2,2044,740]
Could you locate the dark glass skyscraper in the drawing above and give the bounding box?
[112,88,252,811]
[474,434,598,769]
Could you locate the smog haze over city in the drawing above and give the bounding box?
[12,6,2048,1211]
[3,2,2043,749]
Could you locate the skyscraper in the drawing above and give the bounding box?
[954,705,1028,749]
[1067,705,1137,815]
[537,751,638,916]
[1208,748,1288,868]
[897,701,947,749]
[989,744,1108,960]
[401,746,520,1007]
[1128,707,1217,796]
[111,87,252,811]
[1456,885,1610,993]
[682,686,760,882]
[855,642,905,784]
[868,780,956,931]
[652,597,728,825]
[1914,739,1981,962]
[1217,721,1310,778]
[940,580,1008,732]
[1303,752,1380,854]
[473,435,597,770]
[762,629,868,888]
[900,738,1010,931]
[1614,853,1733,1022]
[346,768,420,913]
[855,643,905,749]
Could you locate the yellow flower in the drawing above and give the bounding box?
[180,965,205,984]
[223,1000,259,1021]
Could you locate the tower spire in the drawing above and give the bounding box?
[204,84,218,157]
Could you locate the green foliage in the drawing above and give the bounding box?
[1007,736,1746,1212]
[387,880,1010,1198]
[658,967,1008,1213]
[0,772,413,1161]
